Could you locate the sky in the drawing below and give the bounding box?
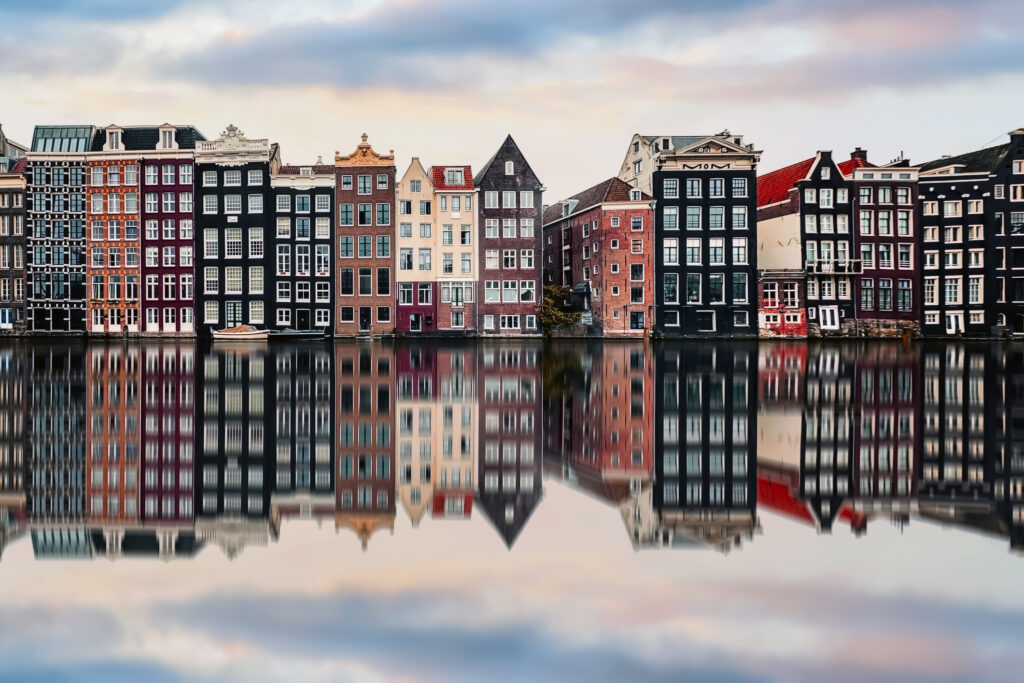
[3,480,1024,683]
[2,0,1024,201]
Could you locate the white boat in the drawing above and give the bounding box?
[212,325,269,341]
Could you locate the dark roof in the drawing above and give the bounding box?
[918,143,1009,174]
[473,134,542,188]
[90,126,207,152]
[276,164,335,175]
[542,177,651,225]
[757,156,868,207]
[430,165,473,190]
[644,135,709,150]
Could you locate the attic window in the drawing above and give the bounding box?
[108,131,121,150]
[734,138,741,145]
[504,161,514,176]
[633,142,639,153]
[300,167,313,176]
[821,167,830,180]
[662,138,669,149]
[446,168,464,185]
[161,130,173,149]
[629,190,641,201]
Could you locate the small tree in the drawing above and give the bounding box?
[540,285,582,334]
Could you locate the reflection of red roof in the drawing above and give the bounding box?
[758,477,814,524]
[431,165,473,191]
[757,156,869,207]
[758,476,868,529]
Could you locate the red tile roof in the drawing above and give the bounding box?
[11,158,27,174]
[757,155,870,208]
[542,177,651,225]
[431,165,473,191]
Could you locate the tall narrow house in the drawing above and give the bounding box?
[642,131,759,337]
[757,150,864,337]
[0,126,27,332]
[271,161,335,331]
[195,125,277,334]
[395,158,437,334]
[432,164,478,334]
[138,124,203,335]
[475,135,543,336]
[26,126,94,332]
[334,134,395,337]
[917,128,1024,337]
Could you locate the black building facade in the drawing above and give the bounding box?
[26,126,93,333]
[195,125,277,335]
[917,129,1024,337]
[653,133,759,337]
[271,165,335,332]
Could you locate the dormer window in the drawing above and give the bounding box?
[504,161,514,176]
[161,130,173,149]
[662,138,669,149]
[446,168,464,185]
[629,190,641,201]
[821,167,830,180]
[108,131,121,150]
[300,167,313,176]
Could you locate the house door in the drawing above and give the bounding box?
[629,311,644,329]
[819,306,839,330]
[409,314,421,332]
[945,312,964,335]
[296,309,311,330]
[359,306,371,332]
[226,301,242,328]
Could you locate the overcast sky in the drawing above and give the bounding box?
[2,0,1024,200]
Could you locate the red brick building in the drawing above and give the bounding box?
[542,178,653,335]
[335,135,395,337]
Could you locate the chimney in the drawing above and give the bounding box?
[850,147,868,163]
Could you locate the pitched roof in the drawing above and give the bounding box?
[757,155,869,207]
[430,165,473,190]
[90,126,206,152]
[643,135,710,150]
[276,164,335,175]
[542,177,650,225]
[473,134,542,188]
[918,143,1010,174]
[11,158,26,174]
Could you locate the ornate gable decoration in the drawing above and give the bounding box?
[663,133,761,171]
[335,133,394,167]
[195,123,270,165]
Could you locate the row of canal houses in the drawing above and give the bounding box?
[1,122,1023,338]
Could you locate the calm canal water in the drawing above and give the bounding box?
[1,339,1022,682]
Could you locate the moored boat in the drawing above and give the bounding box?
[212,325,269,341]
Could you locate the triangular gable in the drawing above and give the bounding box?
[674,134,751,156]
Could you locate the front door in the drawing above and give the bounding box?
[226,301,242,328]
[359,306,371,332]
[945,312,964,335]
[296,309,311,330]
[630,311,644,330]
[819,306,839,330]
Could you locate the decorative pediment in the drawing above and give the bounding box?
[335,133,394,167]
[675,135,751,156]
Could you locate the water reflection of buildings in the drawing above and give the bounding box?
[477,343,543,548]
[649,343,760,552]
[0,346,27,559]
[1,340,1023,561]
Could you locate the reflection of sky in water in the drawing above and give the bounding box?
[1,340,1023,682]
[3,484,1024,683]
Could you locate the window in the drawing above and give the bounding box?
[709,206,724,229]
[663,238,679,265]
[357,175,371,194]
[686,179,701,198]
[224,195,242,214]
[731,205,747,229]
[663,179,679,198]
[664,206,678,231]
[732,177,747,197]
[503,250,516,269]
[502,191,517,208]
[686,207,701,230]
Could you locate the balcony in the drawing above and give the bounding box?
[808,259,862,275]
